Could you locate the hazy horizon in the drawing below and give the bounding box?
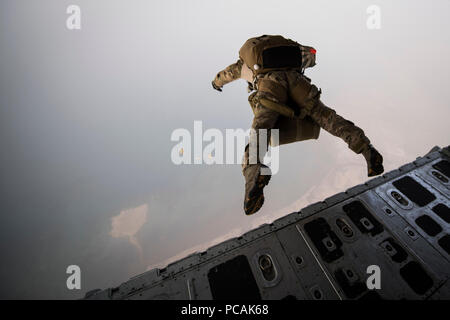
[1,0,449,299]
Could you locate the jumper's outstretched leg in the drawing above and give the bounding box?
[242,104,279,215]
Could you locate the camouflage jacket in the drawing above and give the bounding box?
[213,45,316,89]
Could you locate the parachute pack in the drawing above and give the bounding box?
[239,35,316,76]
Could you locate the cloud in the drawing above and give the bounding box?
[143,138,417,272]
[142,117,421,274]
[262,135,416,222]
[145,225,245,271]
[110,204,148,261]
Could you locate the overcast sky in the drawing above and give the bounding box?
[0,0,449,299]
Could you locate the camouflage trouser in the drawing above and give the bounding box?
[242,70,371,179]
[308,99,370,153]
[242,101,280,179]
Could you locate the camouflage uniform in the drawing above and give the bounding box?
[213,62,370,170]
[212,39,382,215]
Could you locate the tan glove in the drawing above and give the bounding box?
[211,80,222,92]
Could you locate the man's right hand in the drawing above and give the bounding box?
[211,81,222,92]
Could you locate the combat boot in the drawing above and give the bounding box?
[362,144,384,177]
[243,165,271,215]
